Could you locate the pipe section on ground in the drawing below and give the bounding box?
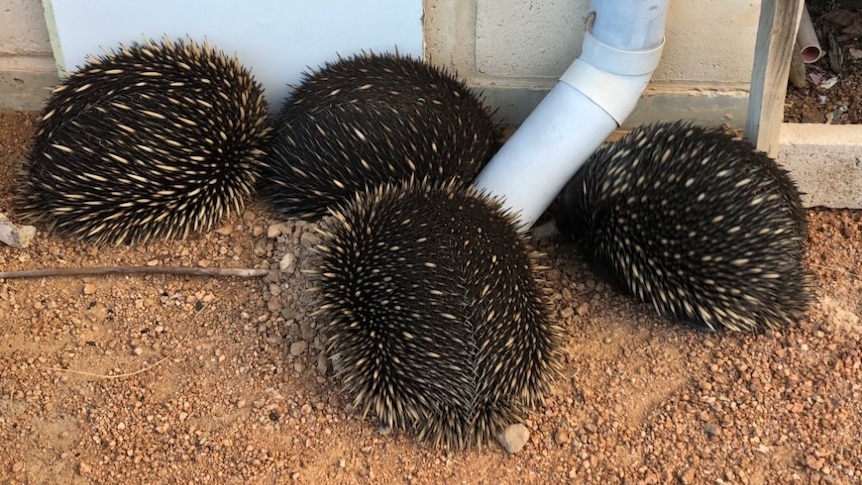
[796,4,822,64]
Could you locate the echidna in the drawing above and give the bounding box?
[554,121,811,332]
[313,178,561,448]
[259,52,503,220]
[13,37,271,245]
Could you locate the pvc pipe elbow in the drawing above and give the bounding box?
[473,6,667,231]
[564,31,665,125]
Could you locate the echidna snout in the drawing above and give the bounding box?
[555,121,812,332]
[313,178,561,448]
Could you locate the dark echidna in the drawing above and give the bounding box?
[13,37,271,245]
[313,178,561,448]
[555,121,811,332]
[259,52,503,220]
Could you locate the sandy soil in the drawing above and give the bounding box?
[1,104,860,485]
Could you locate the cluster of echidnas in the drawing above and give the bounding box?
[259,52,503,220]
[272,53,560,448]
[554,121,811,332]
[14,37,271,245]
[313,178,562,448]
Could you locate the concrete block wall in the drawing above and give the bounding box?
[0,0,58,110]
[3,1,859,208]
[426,0,760,127]
[3,0,761,128]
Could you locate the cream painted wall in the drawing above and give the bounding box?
[46,0,423,111]
[2,0,762,127]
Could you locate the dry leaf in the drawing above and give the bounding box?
[821,8,861,28]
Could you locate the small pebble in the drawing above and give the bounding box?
[0,214,36,249]
[317,353,329,375]
[496,423,530,454]
[805,454,825,471]
[680,468,696,484]
[704,423,719,436]
[279,253,297,273]
[576,302,589,316]
[268,223,288,239]
[300,231,320,247]
[299,322,316,342]
[253,241,267,257]
[82,284,96,295]
[264,270,281,283]
[267,296,283,312]
[290,341,308,356]
[554,428,570,445]
[215,225,233,236]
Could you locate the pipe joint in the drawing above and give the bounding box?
[580,30,664,76]
[472,0,670,230]
[560,32,665,125]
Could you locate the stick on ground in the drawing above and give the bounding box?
[41,356,170,379]
[0,266,270,279]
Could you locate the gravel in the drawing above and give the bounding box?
[1,103,861,484]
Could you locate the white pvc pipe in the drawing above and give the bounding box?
[796,4,822,64]
[473,0,668,230]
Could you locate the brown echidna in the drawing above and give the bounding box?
[13,37,271,245]
[259,52,503,220]
[313,178,561,448]
[554,121,811,332]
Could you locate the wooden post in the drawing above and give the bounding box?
[745,0,805,157]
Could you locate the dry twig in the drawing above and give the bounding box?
[0,266,269,279]
[41,356,170,379]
